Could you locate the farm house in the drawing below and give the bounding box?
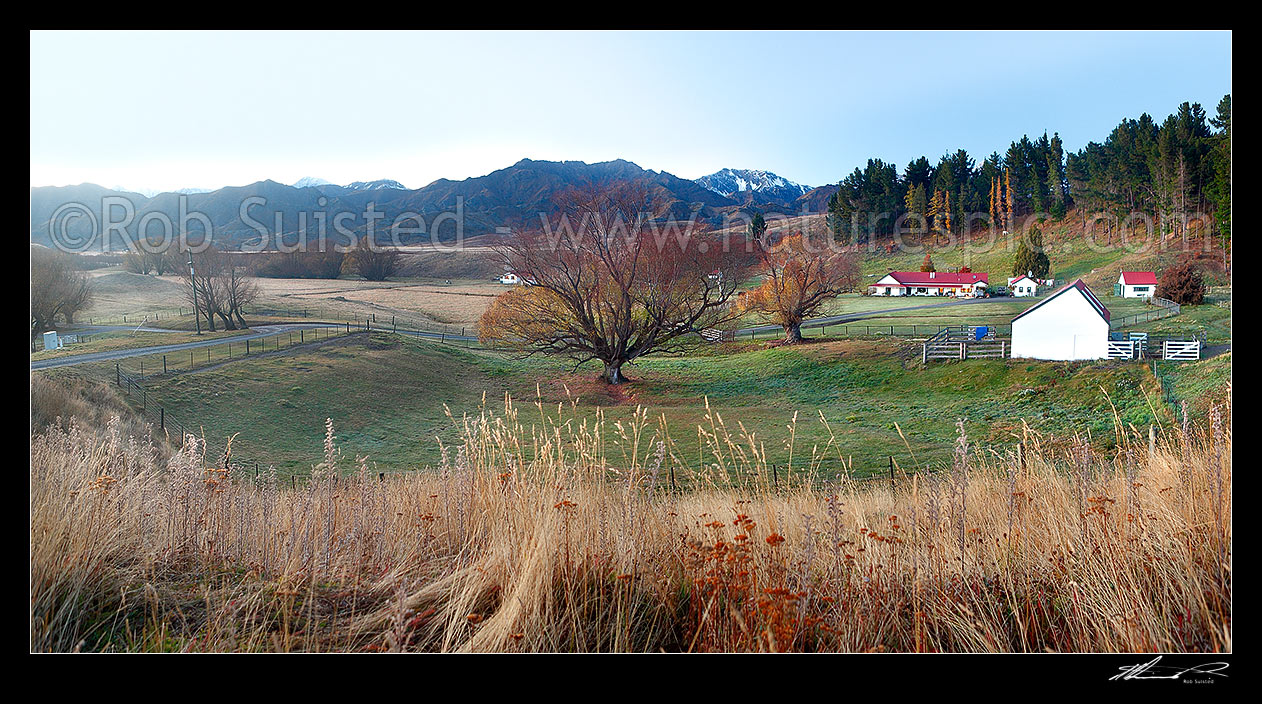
[1010,279,1112,361]
[1115,271,1157,298]
[1007,274,1040,297]
[868,271,988,297]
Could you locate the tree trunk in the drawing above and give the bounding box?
[603,361,625,385]
[783,323,804,344]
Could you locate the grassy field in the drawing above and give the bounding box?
[122,331,1194,479]
[72,268,502,332]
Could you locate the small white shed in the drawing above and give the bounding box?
[1010,279,1111,361]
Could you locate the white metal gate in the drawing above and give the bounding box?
[1162,340,1201,360]
[1107,340,1136,359]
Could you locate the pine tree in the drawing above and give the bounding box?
[1047,133,1067,219]
[1012,225,1051,279]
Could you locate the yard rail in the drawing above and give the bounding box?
[922,326,1008,363]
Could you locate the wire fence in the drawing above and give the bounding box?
[83,304,321,327]
[104,324,357,381]
[730,322,1014,342]
[1108,297,1181,330]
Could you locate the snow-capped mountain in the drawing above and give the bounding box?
[694,168,811,206]
[344,179,408,191]
[293,176,334,189]
[293,177,408,195]
[110,185,212,197]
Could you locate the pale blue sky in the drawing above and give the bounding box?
[30,30,1231,194]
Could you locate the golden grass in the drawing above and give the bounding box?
[30,392,1230,652]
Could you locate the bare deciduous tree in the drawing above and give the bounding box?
[345,237,400,281]
[180,247,259,331]
[741,232,860,344]
[478,182,749,384]
[31,247,95,335]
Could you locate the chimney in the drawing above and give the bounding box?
[930,271,935,279]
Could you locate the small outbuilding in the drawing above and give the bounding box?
[1010,279,1112,361]
[1115,271,1157,298]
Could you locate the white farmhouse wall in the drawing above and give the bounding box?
[1120,284,1154,298]
[1011,292,1109,360]
[870,275,905,296]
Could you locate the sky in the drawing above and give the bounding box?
[30,30,1232,194]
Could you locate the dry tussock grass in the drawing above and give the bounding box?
[30,392,1230,652]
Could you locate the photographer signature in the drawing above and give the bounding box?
[1111,656,1229,682]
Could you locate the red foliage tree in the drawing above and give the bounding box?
[1155,261,1207,305]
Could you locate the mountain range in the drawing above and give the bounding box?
[30,160,832,250]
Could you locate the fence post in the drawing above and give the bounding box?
[116,363,120,386]
[160,407,165,431]
[772,463,778,489]
[922,343,927,365]
[163,355,167,374]
[889,455,895,489]
[960,341,966,360]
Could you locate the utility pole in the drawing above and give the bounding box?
[188,250,202,335]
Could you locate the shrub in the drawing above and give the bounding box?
[253,250,345,279]
[1156,260,1207,305]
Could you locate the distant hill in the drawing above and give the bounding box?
[31,159,827,250]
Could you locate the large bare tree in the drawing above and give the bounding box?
[345,237,400,281]
[31,247,94,335]
[479,182,749,384]
[741,232,860,343]
[180,247,259,331]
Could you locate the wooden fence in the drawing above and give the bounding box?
[922,327,1008,363]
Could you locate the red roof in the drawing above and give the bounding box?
[1011,279,1111,324]
[1120,271,1157,285]
[878,271,989,287]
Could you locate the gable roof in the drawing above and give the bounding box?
[1120,271,1158,285]
[1008,274,1038,286]
[878,271,989,286]
[1011,279,1111,324]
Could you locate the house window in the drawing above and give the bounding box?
[1133,286,1150,293]
[884,287,890,295]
